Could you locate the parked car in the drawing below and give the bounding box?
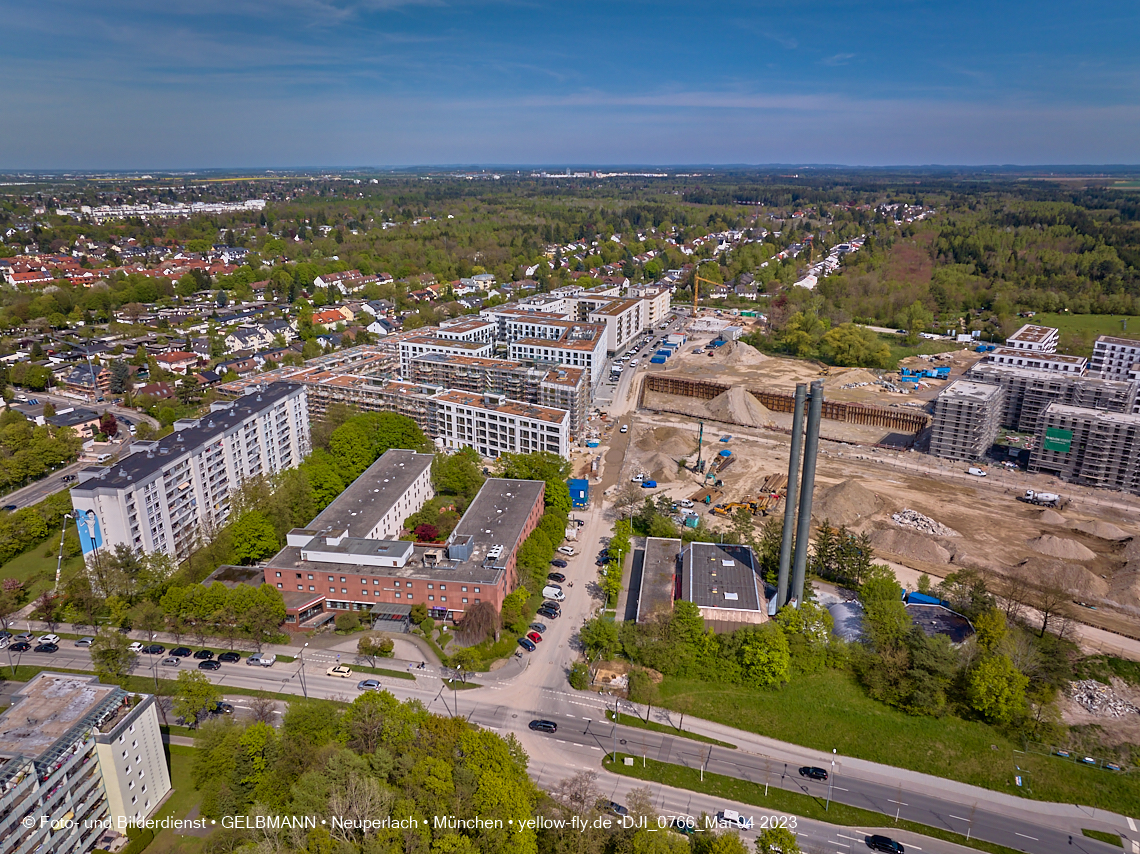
[866,836,904,853]
[357,679,381,691]
[967,467,987,477]
[542,585,565,601]
[34,642,59,653]
[799,766,828,781]
[641,480,657,488]
[550,559,568,568]
[526,631,542,644]
[170,647,193,657]
[327,665,353,678]
[547,572,566,583]
[9,641,31,652]
[557,546,575,556]
[600,801,628,818]
[37,634,60,645]
[620,425,629,433]
[160,657,181,667]
[247,653,276,667]
[528,719,557,733]
[193,649,215,660]
[537,607,560,620]
[142,644,166,655]
[128,642,145,653]
[15,632,34,642]
[518,637,536,652]
[218,651,241,663]
[212,702,234,715]
[74,637,95,647]
[529,623,546,634]
[198,660,221,671]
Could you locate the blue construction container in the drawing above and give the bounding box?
[568,478,589,508]
[655,349,672,357]
[650,356,667,364]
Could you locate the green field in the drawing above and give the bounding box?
[652,671,1140,816]
[1032,313,1140,344]
[1082,829,1123,847]
[602,753,1023,854]
[1,548,84,602]
[146,744,207,854]
[605,710,736,748]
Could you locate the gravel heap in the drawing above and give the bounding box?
[892,508,958,537]
[1069,680,1139,718]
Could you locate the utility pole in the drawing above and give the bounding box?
[695,421,704,474]
[826,748,836,811]
[297,642,309,698]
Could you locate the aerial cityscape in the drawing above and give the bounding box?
[1,4,1139,854]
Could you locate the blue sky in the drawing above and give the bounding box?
[2,0,1138,168]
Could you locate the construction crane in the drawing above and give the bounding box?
[691,274,721,316]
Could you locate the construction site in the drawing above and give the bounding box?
[614,330,1140,643]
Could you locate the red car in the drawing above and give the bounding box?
[526,631,543,644]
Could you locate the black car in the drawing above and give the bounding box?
[9,641,31,652]
[193,649,215,660]
[142,644,166,655]
[599,801,628,818]
[528,719,557,733]
[799,766,828,781]
[1,505,16,512]
[541,601,562,613]
[170,647,193,657]
[866,836,904,854]
[529,622,547,634]
[547,572,566,583]
[212,701,234,715]
[218,651,241,663]
[518,637,536,652]
[198,659,221,671]
[537,606,560,619]
[551,558,568,568]
[34,642,59,653]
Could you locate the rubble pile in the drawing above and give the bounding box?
[1070,680,1139,718]
[891,509,958,537]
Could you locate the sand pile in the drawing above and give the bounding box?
[1123,539,1140,562]
[950,549,1003,573]
[1070,520,1131,541]
[870,528,953,564]
[720,341,769,367]
[643,452,678,483]
[1025,559,1109,599]
[1027,535,1097,561]
[1038,509,1067,526]
[706,386,773,427]
[814,479,884,527]
[826,368,879,387]
[1107,570,1140,610]
[636,426,695,456]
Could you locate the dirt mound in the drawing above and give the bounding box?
[635,425,694,456]
[825,368,879,388]
[1107,570,1140,610]
[720,340,769,367]
[1021,559,1109,599]
[643,452,678,483]
[1026,535,1097,561]
[706,386,773,427]
[950,549,1003,573]
[814,479,884,527]
[1038,509,1067,526]
[1123,539,1140,561]
[1070,519,1131,541]
[870,528,952,564]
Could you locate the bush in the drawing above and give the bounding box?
[419,617,435,634]
[569,661,589,690]
[335,612,361,633]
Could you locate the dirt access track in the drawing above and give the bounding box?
[622,407,1140,645]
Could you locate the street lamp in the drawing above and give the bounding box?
[826,748,836,811]
[297,642,309,699]
[453,665,461,715]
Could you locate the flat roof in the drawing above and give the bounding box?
[432,390,569,424]
[1007,324,1057,344]
[70,383,302,493]
[590,298,641,316]
[990,347,1086,365]
[1042,402,1140,426]
[969,362,1133,389]
[1095,335,1140,348]
[453,478,546,560]
[638,537,681,623]
[0,673,123,760]
[400,337,491,351]
[682,542,764,612]
[938,380,1002,401]
[307,448,434,537]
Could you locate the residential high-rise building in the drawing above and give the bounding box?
[1029,404,1140,494]
[1090,335,1140,387]
[929,380,1005,461]
[70,383,310,559]
[0,673,171,854]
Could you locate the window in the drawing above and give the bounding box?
[429,595,435,601]
[440,596,447,602]
[296,573,301,579]
[329,587,335,592]
[277,583,283,588]
[427,583,433,589]
[309,585,315,591]
[395,593,401,598]
[462,586,468,592]
[307,574,313,580]
[394,581,401,587]
[373,579,379,584]
[275,571,281,577]
[341,588,347,594]
[328,576,334,581]
[340,577,346,583]
[474,587,480,593]
[462,598,468,604]
[440,585,446,591]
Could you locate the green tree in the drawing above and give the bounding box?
[90,631,137,686]
[230,511,279,564]
[738,623,791,687]
[132,600,166,643]
[357,632,395,666]
[579,616,620,659]
[973,608,1007,653]
[173,669,221,727]
[967,654,1028,725]
[756,827,801,854]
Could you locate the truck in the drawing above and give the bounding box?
[1024,489,1061,507]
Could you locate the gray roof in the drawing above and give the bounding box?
[306,448,434,538]
[638,537,680,623]
[452,478,546,570]
[681,542,764,612]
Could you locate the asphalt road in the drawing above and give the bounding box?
[5,641,1128,854]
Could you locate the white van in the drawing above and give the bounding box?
[96,453,113,463]
[542,585,566,601]
[247,653,277,667]
[557,546,575,556]
[967,467,987,477]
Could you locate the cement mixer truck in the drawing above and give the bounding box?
[1024,489,1061,507]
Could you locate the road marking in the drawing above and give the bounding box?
[836,835,861,843]
[948,815,969,822]
[1014,833,1038,841]
[1130,818,1137,832]
[832,785,848,791]
[887,800,908,806]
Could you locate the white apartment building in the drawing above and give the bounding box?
[398,336,494,377]
[70,383,310,560]
[509,324,609,385]
[628,285,672,328]
[435,318,497,344]
[432,389,570,458]
[0,673,171,854]
[588,298,645,354]
[986,347,1087,375]
[1090,335,1140,383]
[1005,323,1059,353]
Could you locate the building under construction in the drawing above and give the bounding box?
[928,380,1005,461]
[966,362,1137,433]
[1029,403,1140,494]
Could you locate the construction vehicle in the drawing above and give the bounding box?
[712,501,753,517]
[818,365,830,377]
[1023,489,1062,507]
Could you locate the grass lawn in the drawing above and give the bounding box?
[1,549,84,602]
[876,333,965,366]
[605,710,737,748]
[344,662,416,680]
[653,671,1140,816]
[145,744,208,854]
[1031,312,1140,346]
[1082,829,1123,847]
[602,754,1022,854]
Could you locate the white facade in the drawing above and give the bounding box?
[987,347,1087,375]
[432,390,570,458]
[1005,324,1059,353]
[70,383,311,560]
[435,319,496,344]
[93,695,170,832]
[588,298,645,354]
[509,328,608,385]
[1091,335,1140,382]
[398,336,494,377]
